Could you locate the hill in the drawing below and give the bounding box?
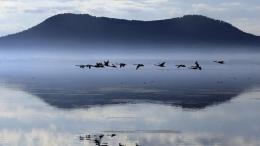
[0,13,260,51]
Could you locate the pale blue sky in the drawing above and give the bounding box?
[0,0,260,37]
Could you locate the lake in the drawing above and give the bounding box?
[0,59,260,146]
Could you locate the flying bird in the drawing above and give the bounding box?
[189,61,202,70]
[175,64,186,68]
[154,62,166,67]
[117,63,126,68]
[214,60,225,64]
[93,62,105,68]
[104,60,110,67]
[86,64,92,69]
[76,65,85,68]
[134,64,144,70]
[109,64,117,68]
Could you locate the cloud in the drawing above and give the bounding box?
[231,18,260,36]
[249,6,260,11]
[145,0,169,3]
[0,23,27,36]
[221,3,241,6]
[191,3,227,12]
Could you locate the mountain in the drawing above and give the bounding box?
[0,13,260,51]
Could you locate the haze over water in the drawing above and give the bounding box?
[1,58,260,146]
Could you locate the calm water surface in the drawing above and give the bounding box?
[0,60,260,146]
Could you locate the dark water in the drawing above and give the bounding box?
[0,59,260,146]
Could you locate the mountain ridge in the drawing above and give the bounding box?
[0,13,260,51]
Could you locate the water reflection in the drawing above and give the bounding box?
[1,82,260,145]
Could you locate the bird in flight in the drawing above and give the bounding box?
[214,60,225,64]
[116,63,126,68]
[86,64,92,69]
[134,64,144,70]
[154,62,166,67]
[104,60,110,67]
[175,64,186,68]
[93,62,105,68]
[189,61,202,70]
[75,65,85,68]
[109,64,117,68]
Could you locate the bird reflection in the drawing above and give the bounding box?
[79,136,85,140]
[107,134,116,137]
[119,143,126,146]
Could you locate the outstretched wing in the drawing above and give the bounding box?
[136,65,140,70]
[120,63,126,68]
[195,61,199,67]
[160,62,165,66]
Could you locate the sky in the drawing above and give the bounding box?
[0,0,260,37]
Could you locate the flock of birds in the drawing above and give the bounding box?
[79,134,139,146]
[76,60,225,70]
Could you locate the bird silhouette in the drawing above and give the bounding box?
[109,64,117,68]
[189,61,202,70]
[93,62,105,68]
[99,134,104,139]
[175,64,186,68]
[86,64,92,69]
[214,60,225,64]
[94,139,101,145]
[134,64,144,70]
[76,65,85,68]
[107,134,117,137]
[104,60,110,67]
[79,136,84,140]
[195,61,199,67]
[135,143,139,146]
[117,63,126,68]
[154,62,165,67]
